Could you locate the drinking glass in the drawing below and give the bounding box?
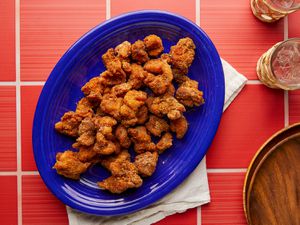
[257,38,300,90]
[251,0,300,22]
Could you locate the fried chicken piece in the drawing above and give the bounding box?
[76,97,94,118]
[102,48,126,77]
[115,125,131,148]
[172,75,190,84]
[101,149,131,171]
[111,83,132,97]
[93,132,120,155]
[170,116,188,139]
[77,146,99,163]
[144,34,164,57]
[128,126,156,153]
[98,160,142,194]
[165,83,175,96]
[145,115,169,137]
[161,53,171,64]
[119,103,139,127]
[143,59,173,95]
[55,111,82,137]
[81,77,104,103]
[100,93,123,120]
[134,151,158,177]
[53,150,90,180]
[123,90,147,110]
[156,132,173,153]
[95,106,107,116]
[128,64,147,89]
[136,105,149,124]
[131,40,149,64]
[76,117,95,146]
[175,78,204,107]
[148,95,186,120]
[122,61,132,74]
[93,116,117,139]
[99,70,125,86]
[115,41,131,60]
[169,37,196,80]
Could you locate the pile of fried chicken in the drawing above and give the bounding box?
[53,35,204,194]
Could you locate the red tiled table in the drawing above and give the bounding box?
[0,0,299,224]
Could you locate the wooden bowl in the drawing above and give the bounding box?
[243,123,300,225]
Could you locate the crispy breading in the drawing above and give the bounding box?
[131,40,149,64]
[55,111,82,137]
[128,126,156,153]
[170,116,188,139]
[145,115,169,137]
[143,59,173,95]
[175,78,204,107]
[128,63,147,89]
[169,37,195,81]
[81,77,104,103]
[136,105,149,124]
[53,150,90,180]
[115,125,131,148]
[156,132,173,153]
[115,41,131,60]
[144,34,164,57]
[148,95,186,120]
[134,151,158,177]
[98,160,142,194]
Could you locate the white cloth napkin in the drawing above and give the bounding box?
[67,58,247,225]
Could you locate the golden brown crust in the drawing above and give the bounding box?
[156,132,173,153]
[170,116,188,139]
[144,34,164,57]
[131,40,149,64]
[145,115,169,137]
[53,150,91,180]
[134,151,159,177]
[175,78,204,107]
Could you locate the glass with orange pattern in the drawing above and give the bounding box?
[251,0,300,22]
[257,38,300,90]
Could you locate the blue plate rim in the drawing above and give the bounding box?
[32,10,225,216]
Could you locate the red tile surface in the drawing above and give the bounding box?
[0,176,17,225]
[154,208,197,225]
[0,87,16,171]
[207,85,284,168]
[22,175,68,225]
[200,0,284,80]
[202,173,247,225]
[21,86,43,171]
[111,0,195,22]
[20,0,106,81]
[0,0,15,81]
[289,90,300,124]
[288,12,300,37]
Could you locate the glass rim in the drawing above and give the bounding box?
[270,37,300,78]
[263,0,300,12]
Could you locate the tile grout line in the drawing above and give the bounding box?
[196,0,200,224]
[284,16,289,127]
[15,0,22,224]
[0,81,46,86]
[197,207,201,225]
[247,80,262,84]
[196,0,200,26]
[207,168,247,173]
[0,171,39,176]
[106,0,111,20]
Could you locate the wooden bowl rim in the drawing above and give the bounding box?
[243,122,300,224]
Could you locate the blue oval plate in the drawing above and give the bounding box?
[33,10,224,216]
